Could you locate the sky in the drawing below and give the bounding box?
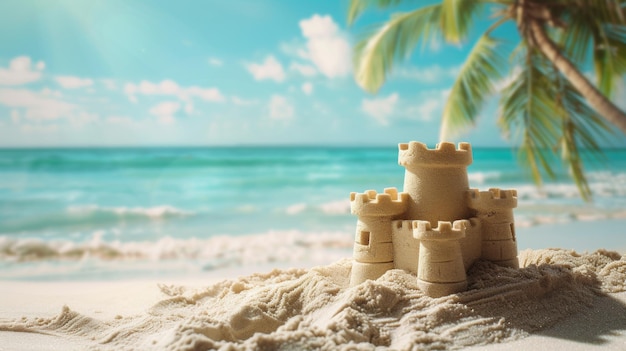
[0,0,622,147]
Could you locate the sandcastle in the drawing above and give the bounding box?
[349,141,519,297]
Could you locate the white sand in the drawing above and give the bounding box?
[1,249,625,350]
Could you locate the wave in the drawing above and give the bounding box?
[284,200,351,216]
[0,230,354,267]
[467,171,503,184]
[66,204,192,219]
[0,205,193,234]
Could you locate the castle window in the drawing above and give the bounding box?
[510,223,516,242]
[358,231,370,246]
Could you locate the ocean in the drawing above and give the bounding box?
[1,146,625,280]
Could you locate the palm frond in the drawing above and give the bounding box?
[593,23,626,97]
[353,5,442,92]
[440,34,506,140]
[553,66,614,200]
[558,1,626,97]
[499,47,560,185]
[500,41,613,200]
[440,0,483,43]
[347,0,414,26]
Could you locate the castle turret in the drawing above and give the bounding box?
[349,187,409,286]
[414,220,469,297]
[467,188,519,268]
[398,142,472,226]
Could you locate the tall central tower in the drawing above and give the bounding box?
[398,142,473,226]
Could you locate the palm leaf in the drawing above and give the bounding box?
[558,1,626,97]
[440,0,482,43]
[593,24,626,97]
[347,0,408,25]
[440,34,506,140]
[553,67,614,200]
[499,47,560,185]
[353,5,442,92]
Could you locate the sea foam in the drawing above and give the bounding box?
[0,230,354,266]
[66,205,192,219]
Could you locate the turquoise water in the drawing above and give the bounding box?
[1,146,625,279]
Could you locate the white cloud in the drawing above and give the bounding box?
[231,96,258,105]
[0,56,45,86]
[55,76,94,89]
[149,101,180,117]
[10,109,20,124]
[157,114,176,125]
[40,88,63,98]
[186,86,224,102]
[407,99,440,122]
[208,57,223,66]
[246,56,286,82]
[68,112,99,126]
[0,88,75,120]
[184,102,194,114]
[361,93,399,125]
[394,65,460,83]
[149,101,180,125]
[125,79,181,96]
[301,82,314,95]
[106,116,137,126]
[21,124,59,134]
[100,79,117,90]
[124,79,225,105]
[269,95,294,120]
[299,15,351,78]
[280,41,310,61]
[403,89,448,122]
[290,62,317,77]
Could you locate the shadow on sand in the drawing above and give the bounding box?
[459,259,626,346]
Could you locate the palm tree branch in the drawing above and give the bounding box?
[440,34,506,140]
[499,47,560,185]
[347,0,411,26]
[353,5,443,92]
[440,0,483,43]
[528,18,626,134]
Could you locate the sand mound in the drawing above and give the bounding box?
[2,249,625,350]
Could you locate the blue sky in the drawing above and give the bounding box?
[0,0,622,147]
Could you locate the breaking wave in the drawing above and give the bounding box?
[0,230,354,266]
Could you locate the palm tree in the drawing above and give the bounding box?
[348,0,626,200]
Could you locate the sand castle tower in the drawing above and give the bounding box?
[414,220,469,297]
[398,141,473,224]
[468,188,519,268]
[349,188,409,285]
[348,141,519,297]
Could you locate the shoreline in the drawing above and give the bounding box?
[1,220,626,350]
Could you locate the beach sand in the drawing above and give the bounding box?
[1,247,625,351]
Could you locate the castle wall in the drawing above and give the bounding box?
[391,220,419,274]
[458,217,482,270]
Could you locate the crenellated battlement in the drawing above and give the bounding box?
[350,187,409,216]
[392,219,414,232]
[467,188,517,210]
[398,141,472,167]
[413,220,468,241]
